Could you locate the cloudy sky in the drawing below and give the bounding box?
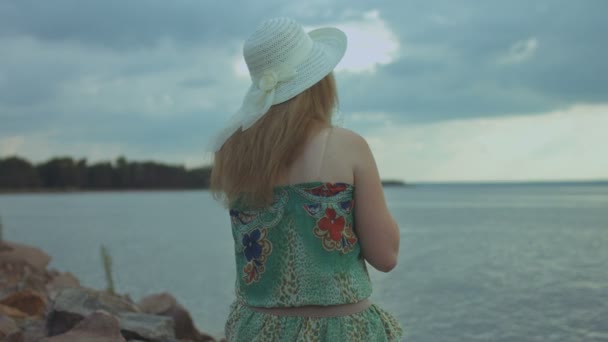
[1,0,607,182]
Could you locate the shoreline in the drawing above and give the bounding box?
[0,239,224,341]
[0,188,210,195]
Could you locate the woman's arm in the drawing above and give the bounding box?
[347,130,400,272]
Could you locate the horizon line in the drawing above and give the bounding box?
[2,155,606,185]
[408,179,608,185]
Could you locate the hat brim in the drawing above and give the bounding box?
[209,25,347,152]
[271,27,347,105]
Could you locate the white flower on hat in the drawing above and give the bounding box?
[259,70,278,92]
[209,17,347,152]
[258,67,298,92]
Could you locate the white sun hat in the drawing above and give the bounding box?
[211,17,347,152]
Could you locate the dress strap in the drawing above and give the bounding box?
[316,127,333,179]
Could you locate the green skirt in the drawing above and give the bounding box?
[225,301,404,341]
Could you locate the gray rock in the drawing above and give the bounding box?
[18,318,46,342]
[117,312,176,342]
[47,287,139,336]
[139,293,215,342]
[41,310,126,342]
[0,314,23,341]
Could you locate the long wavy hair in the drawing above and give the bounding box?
[211,73,337,208]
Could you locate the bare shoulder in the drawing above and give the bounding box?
[331,126,364,140]
[330,126,369,151]
[334,126,399,272]
[324,127,374,182]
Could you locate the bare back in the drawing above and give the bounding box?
[279,125,401,273]
[279,126,355,185]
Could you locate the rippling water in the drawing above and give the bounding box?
[1,183,607,341]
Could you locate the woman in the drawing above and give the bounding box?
[211,17,403,341]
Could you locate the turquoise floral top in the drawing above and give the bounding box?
[230,182,373,307]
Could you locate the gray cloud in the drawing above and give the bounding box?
[337,1,608,121]
[0,0,284,49]
[1,0,607,162]
[179,78,217,89]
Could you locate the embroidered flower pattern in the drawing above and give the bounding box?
[303,203,322,216]
[299,183,358,253]
[230,209,257,225]
[339,200,354,214]
[313,208,357,253]
[242,228,272,284]
[304,182,350,197]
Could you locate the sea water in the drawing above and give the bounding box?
[1,183,607,341]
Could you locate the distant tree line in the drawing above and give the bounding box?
[0,156,212,191]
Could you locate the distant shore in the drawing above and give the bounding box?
[381,180,410,187]
[3,180,607,195]
[0,187,208,194]
[0,180,410,194]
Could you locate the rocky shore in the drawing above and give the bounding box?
[0,240,224,342]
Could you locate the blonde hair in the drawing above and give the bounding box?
[211,73,338,208]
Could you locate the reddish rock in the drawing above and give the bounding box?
[0,241,220,341]
[46,273,81,300]
[0,304,29,319]
[42,310,126,342]
[0,273,49,303]
[46,269,60,278]
[0,242,12,252]
[139,293,176,315]
[139,292,215,342]
[0,290,47,317]
[47,273,80,289]
[0,243,52,299]
[0,242,51,271]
